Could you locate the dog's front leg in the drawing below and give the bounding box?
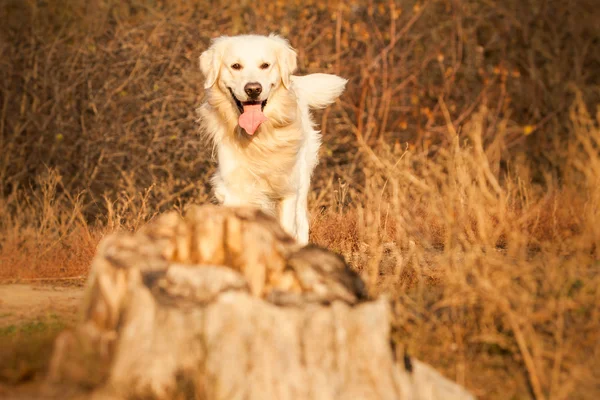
[294,198,309,246]
[279,195,300,243]
[213,177,244,207]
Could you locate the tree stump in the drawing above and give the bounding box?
[46,205,475,400]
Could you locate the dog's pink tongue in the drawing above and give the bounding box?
[238,104,267,135]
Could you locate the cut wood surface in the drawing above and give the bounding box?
[45,205,476,400]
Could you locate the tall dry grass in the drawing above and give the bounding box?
[311,94,600,399]
[1,0,599,398]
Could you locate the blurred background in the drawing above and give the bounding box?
[1,1,599,398]
[2,0,598,220]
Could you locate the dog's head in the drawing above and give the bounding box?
[199,34,297,135]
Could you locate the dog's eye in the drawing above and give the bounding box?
[231,63,242,70]
[260,63,270,70]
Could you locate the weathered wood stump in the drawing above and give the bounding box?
[46,205,475,400]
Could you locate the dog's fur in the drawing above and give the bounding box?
[197,34,347,245]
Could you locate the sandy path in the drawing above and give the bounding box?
[0,283,85,327]
[0,283,86,399]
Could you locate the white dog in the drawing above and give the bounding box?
[197,34,347,245]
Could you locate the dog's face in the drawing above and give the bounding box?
[199,34,297,115]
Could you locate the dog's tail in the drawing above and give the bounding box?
[291,73,347,110]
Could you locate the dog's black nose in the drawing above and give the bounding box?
[244,82,262,99]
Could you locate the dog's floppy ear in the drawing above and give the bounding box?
[199,38,225,89]
[269,34,297,89]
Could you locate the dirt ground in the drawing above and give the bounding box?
[0,283,85,326]
[0,282,85,399]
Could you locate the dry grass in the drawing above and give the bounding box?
[310,97,600,399]
[1,0,599,399]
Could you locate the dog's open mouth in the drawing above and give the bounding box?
[229,88,267,113]
[229,88,268,136]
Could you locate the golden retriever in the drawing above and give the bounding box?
[197,34,346,245]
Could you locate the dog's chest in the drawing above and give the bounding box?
[219,133,302,195]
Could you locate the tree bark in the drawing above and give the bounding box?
[46,205,475,400]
